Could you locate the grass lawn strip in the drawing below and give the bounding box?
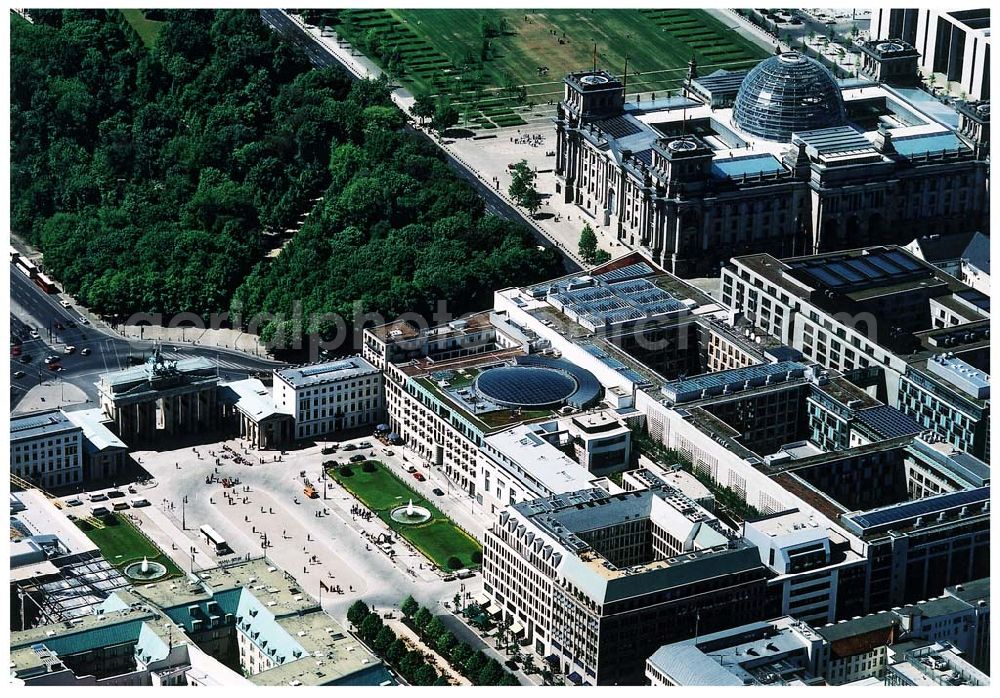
[77,513,183,581]
[120,9,165,49]
[330,461,481,569]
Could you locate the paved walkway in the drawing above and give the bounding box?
[12,379,89,416]
[118,325,270,358]
[129,437,473,625]
[387,619,471,686]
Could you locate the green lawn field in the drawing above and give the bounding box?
[330,461,481,570]
[120,9,165,49]
[323,8,767,128]
[77,514,183,582]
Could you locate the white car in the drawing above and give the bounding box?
[60,300,72,308]
[29,330,39,339]
[64,345,76,354]
[78,317,90,325]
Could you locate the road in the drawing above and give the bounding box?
[10,265,283,410]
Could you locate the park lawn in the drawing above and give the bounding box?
[120,9,165,49]
[77,514,183,581]
[331,461,481,570]
[389,8,768,102]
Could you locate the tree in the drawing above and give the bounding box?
[401,595,419,619]
[387,638,407,666]
[508,160,542,214]
[373,625,396,655]
[413,663,438,686]
[453,592,462,610]
[499,672,520,686]
[400,650,423,679]
[593,249,611,265]
[578,223,598,262]
[463,650,486,678]
[451,643,473,667]
[435,631,458,657]
[413,607,433,634]
[478,658,504,686]
[346,600,371,628]
[360,612,384,643]
[431,99,459,135]
[426,616,447,642]
[411,93,435,124]
[433,676,450,686]
[447,555,463,570]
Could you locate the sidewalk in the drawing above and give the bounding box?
[118,324,270,359]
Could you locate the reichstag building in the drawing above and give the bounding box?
[554,48,989,276]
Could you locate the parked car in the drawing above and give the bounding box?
[342,443,356,451]
[54,321,64,330]
[29,329,40,339]
[11,346,22,357]
[47,362,61,371]
[65,321,77,328]
[60,300,72,308]
[359,441,373,449]
[432,487,445,496]
[413,472,426,482]
[78,317,90,325]
[442,574,457,582]
[89,492,108,502]
[112,501,130,511]
[45,354,59,364]
[64,345,76,354]
[349,454,366,463]
[80,348,91,356]
[18,354,31,363]
[107,490,125,499]
[63,498,83,507]
[383,449,394,457]
[406,465,417,474]
[13,370,25,379]
[130,498,150,508]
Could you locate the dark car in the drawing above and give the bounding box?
[342,443,356,451]
[54,321,64,330]
[432,487,445,496]
[107,490,126,499]
[66,321,77,328]
[13,370,26,379]
[349,454,366,463]
[18,354,31,363]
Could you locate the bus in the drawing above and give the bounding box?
[199,524,229,554]
[10,245,20,263]
[34,273,58,294]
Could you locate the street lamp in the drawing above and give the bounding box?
[182,495,188,530]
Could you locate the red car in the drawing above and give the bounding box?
[11,345,22,357]
[413,472,426,482]
[47,362,61,371]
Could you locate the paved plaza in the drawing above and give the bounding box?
[123,435,486,625]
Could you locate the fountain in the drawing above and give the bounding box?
[124,555,168,581]
[390,498,431,525]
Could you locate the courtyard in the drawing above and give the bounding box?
[331,460,482,571]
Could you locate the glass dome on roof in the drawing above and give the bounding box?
[732,51,847,142]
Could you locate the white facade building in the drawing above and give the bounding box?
[10,409,83,489]
[273,357,383,441]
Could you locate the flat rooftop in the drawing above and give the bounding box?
[485,425,597,496]
[10,409,79,442]
[274,356,378,389]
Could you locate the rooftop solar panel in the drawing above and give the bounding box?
[848,487,989,529]
[596,262,654,283]
[827,262,865,283]
[884,249,922,272]
[807,266,849,288]
[843,258,884,280]
[862,254,905,276]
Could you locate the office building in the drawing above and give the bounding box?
[645,616,826,686]
[885,641,989,686]
[481,486,770,685]
[11,559,390,687]
[871,8,990,100]
[554,52,989,276]
[10,409,83,489]
[722,246,991,460]
[273,356,383,441]
[904,231,990,296]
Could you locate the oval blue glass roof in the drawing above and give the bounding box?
[732,51,847,142]
[475,366,577,409]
